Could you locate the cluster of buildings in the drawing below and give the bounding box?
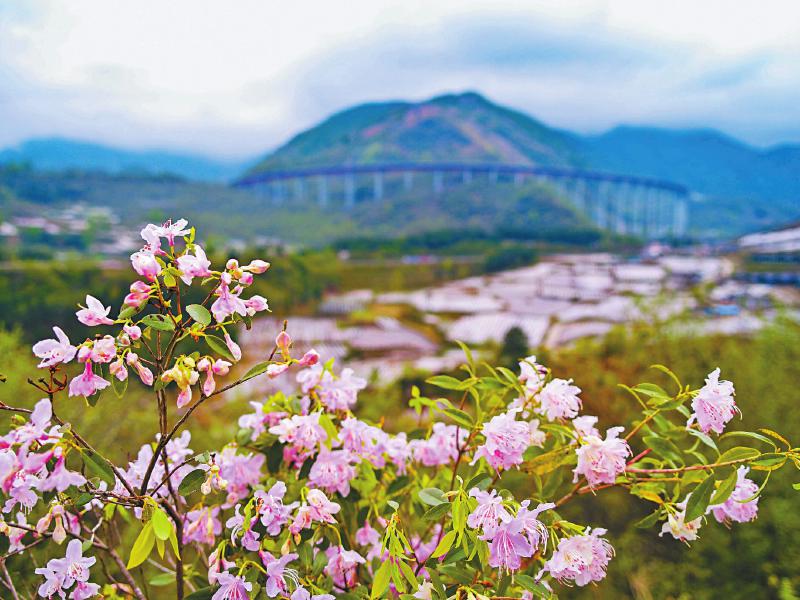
[238,250,798,386]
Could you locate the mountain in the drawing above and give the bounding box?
[0,138,249,182]
[246,92,800,235]
[247,92,583,173]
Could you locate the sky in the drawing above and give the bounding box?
[1,0,800,158]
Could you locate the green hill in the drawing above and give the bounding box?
[247,92,582,172]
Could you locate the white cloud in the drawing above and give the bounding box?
[1,0,799,156]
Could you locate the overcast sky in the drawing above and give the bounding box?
[1,0,799,158]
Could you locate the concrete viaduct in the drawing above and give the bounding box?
[234,162,690,238]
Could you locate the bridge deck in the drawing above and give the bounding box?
[234,162,688,195]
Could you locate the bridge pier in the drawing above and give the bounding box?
[514,172,524,187]
[317,176,328,207]
[373,172,383,201]
[489,170,498,184]
[462,170,472,184]
[403,171,414,191]
[433,171,443,194]
[345,174,355,208]
[293,178,304,202]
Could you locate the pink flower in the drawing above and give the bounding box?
[90,335,116,363]
[338,418,388,467]
[324,546,365,589]
[183,506,222,545]
[243,259,270,274]
[710,466,759,524]
[268,413,327,465]
[660,501,702,543]
[267,363,289,379]
[124,281,151,308]
[481,515,533,572]
[572,415,600,440]
[211,571,252,600]
[38,450,87,493]
[261,551,299,597]
[254,481,296,536]
[125,352,154,386]
[211,282,248,323]
[37,538,96,592]
[72,581,101,600]
[151,218,191,247]
[309,449,357,496]
[467,488,512,536]
[536,378,582,421]
[224,332,242,362]
[32,327,77,368]
[289,489,340,534]
[217,447,264,506]
[35,502,80,544]
[298,349,320,367]
[130,250,161,281]
[68,362,110,398]
[123,324,142,340]
[244,295,269,316]
[519,355,547,395]
[385,432,411,474]
[472,410,543,471]
[542,528,614,586]
[573,426,631,487]
[410,423,466,467]
[76,295,115,326]
[688,368,738,434]
[516,500,554,551]
[177,245,212,284]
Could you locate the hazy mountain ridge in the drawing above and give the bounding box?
[0,138,248,182]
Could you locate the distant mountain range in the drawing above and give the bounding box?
[0,138,248,182]
[3,92,799,236]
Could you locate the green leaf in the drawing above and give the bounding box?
[185,589,215,600]
[397,559,419,589]
[431,530,457,558]
[685,474,715,521]
[204,335,235,361]
[111,373,128,399]
[516,573,550,595]
[710,469,738,505]
[423,502,451,522]
[139,313,176,331]
[717,447,761,464]
[443,408,473,428]
[426,375,472,390]
[371,560,392,599]
[720,430,778,450]
[151,508,172,541]
[464,474,491,491]
[178,469,206,497]
[750,454,787,471]
[242,361,271,380]
[634,510,661,529]
[633,382,670,399]
[418,488,446,506]
[186,304,212,327]
[80,449,116,487]
[792,482,800,491]
[149,572,176,586]
[643,436,683,463]
[127,522,155,569]
[686,428,718,453]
